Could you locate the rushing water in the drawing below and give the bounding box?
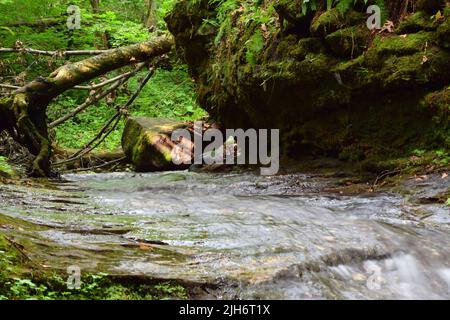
[0,171,449,299]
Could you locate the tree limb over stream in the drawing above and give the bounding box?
[0,34,174,177]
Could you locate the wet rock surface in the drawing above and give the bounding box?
[0,170,449,299]
[122,117,191,172]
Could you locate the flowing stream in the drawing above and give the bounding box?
[0,171,449,299]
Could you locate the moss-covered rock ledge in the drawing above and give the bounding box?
[0,229,189,300]
[166,0,450,164]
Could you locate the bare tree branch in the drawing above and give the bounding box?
[48,81,123,129]
[55,67,156,166]
[0,47,110,56]
[68,156,127,172]
[0,84,20,90]
[48,63,147,129]
[73,67,143,90]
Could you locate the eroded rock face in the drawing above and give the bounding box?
[122,117,192,171]
[166,0,450,161]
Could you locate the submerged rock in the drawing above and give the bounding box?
[122,117,192,172]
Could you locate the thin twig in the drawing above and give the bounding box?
[4,236,32,262]
[54,68,156,166]
[120,66,155,111]
[0,84,20,90]
[0,47,110,56]
[72,114,122,158]
[53,113,121,166]
[48,63,146,129]
[49,80,124,129]
[371,168,404,191]
[68,156,127,172]
[73,67,142,90]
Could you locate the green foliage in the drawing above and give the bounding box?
[3,273,188,300]
[302,0,386,16]
[50,102,124,151]
[48,64,205,151]
[129,65,205,121]
[1,0,206,152]
[85,10,150,47]
[412,149,427,157]
[411,148,450,166]
[212,0,277,44]
[153,282,188,300]
[0,156,14,175]
[433,149,450,165]
[245,30,265,65]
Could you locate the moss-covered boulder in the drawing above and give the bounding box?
[166,0,450,161]
[122,117,191,172]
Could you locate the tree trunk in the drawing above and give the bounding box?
[0,34,174,177]
[90,0,100,14]
[89,0,110,49]
[145,0,158,29]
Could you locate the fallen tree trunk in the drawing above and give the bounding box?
[54,146,126,171]
[4,17,65,28]
[0,34,174,177]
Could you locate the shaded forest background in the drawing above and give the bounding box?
[0,0,205,153]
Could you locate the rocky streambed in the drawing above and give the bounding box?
[0,169,449,299]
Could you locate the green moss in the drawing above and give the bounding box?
[374,53,429,87]
[122,117,187,171]
[423,87,450,109]
[0,156,15,177]
[325,25,370,59]
[310,8,365,37]
[274,0,311,25]
[397,11,438,34]
[423,87,450,148]
[331,55,366,85]
[0,235,26,278]
[368,32,435,58]
[437,18,450,49]
[246,30,265,65]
